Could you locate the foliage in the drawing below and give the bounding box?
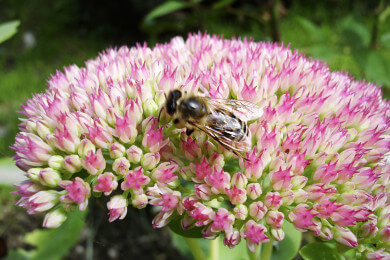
[0,20,20,44]
[5,210,86,260]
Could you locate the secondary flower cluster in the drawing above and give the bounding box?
[12,33,390,257]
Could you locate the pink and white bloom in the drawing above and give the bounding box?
[59,177,91,210]
[107,195,128,222]
[93,172,118,195]
[12,33,390,255]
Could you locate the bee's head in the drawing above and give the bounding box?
[165,89,182,115]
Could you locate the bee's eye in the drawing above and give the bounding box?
[173,118,179,124]
[172,90,182,99]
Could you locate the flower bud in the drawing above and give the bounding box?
[43,208,67,228]
[39,168,62,187]
[141,152,160,170]
[294,189,308,203]
[224,229,241,249]
[270,228,285,241]
[27,190,60,214]
[233,204,248,220]
[112,157,130,175]
[109,142,126,159]
[37,120,51,139]
[266,210,284,229]
[143,98,159,117]
[291,176,308,189]
[249,201,267,221]
[78,138,96,157]
[246,183,262,200]
[48,155,64,170]
[333,226,358,248]
[63,155,82,174]
[194,184,212,201]
[127,145,143,164]
[231,172,248,189]
[27,167,42,182]
[131,194,148,209]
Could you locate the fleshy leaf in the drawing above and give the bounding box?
[271,221,302,260]
[145,1,188,22]
[23,209,86,260]
[168,217,204,238]
[299,242,344,260]
[0,20,20,44]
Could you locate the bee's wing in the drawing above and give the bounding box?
[188,121,250,157]
[202,97,263,122]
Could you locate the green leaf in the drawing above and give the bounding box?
[272,221,302,260]
[212,0,235,9]
[0,20,20,44]
[299,242,344,260]
[168,217,204,238]
[145,1,188,22]
[295,17,325,43]
[341,16,370,48]
[380,32,390,49]
[25,209,86,260]
[353,49,390,86]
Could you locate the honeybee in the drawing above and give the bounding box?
[159,89,263,157]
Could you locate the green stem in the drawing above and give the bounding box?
[183,237,207,260]
[210,236,220,260]
[248,243,261,260]
[261,240,274,260]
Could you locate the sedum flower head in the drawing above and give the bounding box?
[12,33,390,254]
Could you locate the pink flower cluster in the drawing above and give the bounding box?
[12,33,390,257]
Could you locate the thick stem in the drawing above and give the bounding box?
[261,240,274,260]
[210,236,220,260]
[248,243,261,260]
[183,237,207,260]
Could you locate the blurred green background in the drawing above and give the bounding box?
[0,0,389,259]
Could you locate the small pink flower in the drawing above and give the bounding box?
[225,185,247,205]
[241,220,270,252]
[240,148,264,180]
[152,162,179,183]
[210,208,235,232]
[13,133,53,167]
[313,161,339,184]
[85,119,113,149]
[194,156,212,181]
[288,204,318,231]
[313,199,342,218]
[205,165,230,194]
[121,166,150,194]
[142,125,169,152]
[126,145,143,163]
[107,195,128,222]
[269,168,293,191]
[180,137,201,161]
[152,191,181,212]
[81,149,106,175]
[59,177,91,210]
[188,203,214,227]
[12,180,42,206]
[93,172,118,195]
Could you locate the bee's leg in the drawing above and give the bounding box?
[186,128,195,136]
[158,108,163,124]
